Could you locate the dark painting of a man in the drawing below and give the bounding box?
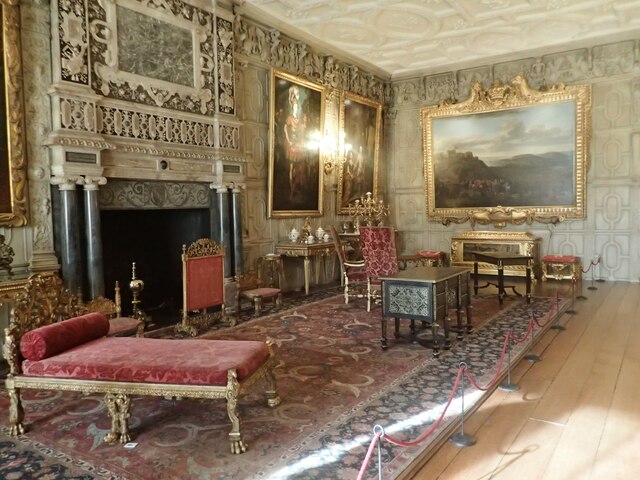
[269,70,325,217]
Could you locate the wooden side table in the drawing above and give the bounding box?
[470,251,533,305]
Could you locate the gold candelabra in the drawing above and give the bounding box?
[346,192,390,232]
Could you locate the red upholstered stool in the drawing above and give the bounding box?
[542,255,581,281]
[417,250,448,267]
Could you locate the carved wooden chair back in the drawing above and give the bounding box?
[330,225,367,304]
[359,226,399,311]
[237,254,283,317]
[179,238,228,336]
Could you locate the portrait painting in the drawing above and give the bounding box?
[337,92,381,214]
[268,69,325,218]
[422,76,591,226]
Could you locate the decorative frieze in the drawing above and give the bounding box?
[59,97,95,131]
[413,39,640,107]
[216,16,235,115]
[233,15,386,104]
[58,0,89,85]
[591,41,635,77]
[219,125,239,150]
[98,180,210,210]
[97,106,216,147]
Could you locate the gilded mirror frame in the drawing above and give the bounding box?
[421,76,591,228]
[1,0,28,226]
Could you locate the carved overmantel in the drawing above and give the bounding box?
[48,0,244,187]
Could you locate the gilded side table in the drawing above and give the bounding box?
[275,241,340,295]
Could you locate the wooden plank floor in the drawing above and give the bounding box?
[410,279,640,480]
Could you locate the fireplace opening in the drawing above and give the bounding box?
[101,208,210,324]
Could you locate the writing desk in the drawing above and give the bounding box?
[379,266,472,357]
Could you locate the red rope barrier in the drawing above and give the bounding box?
[533,311,555,329]
[510,317,534,344]
[356,430,383,480]
[581,256,601,274]
[465,334,510,392]
[356,294,565,476]
[383,367,465,448]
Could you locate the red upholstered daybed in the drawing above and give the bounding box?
[4,274,280,454]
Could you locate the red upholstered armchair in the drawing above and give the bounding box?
[330,225,367,304]
[359,226,399,312]
[177,238,231,337]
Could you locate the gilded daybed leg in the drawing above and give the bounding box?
[104,393,132,444]
[7,385,25,436]
[225,370,247,454]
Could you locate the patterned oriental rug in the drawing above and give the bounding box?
[0,293,564,480]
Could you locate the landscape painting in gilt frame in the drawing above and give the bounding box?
[268,69,325,218]
[0,2,28,227]
[337,92,381,214]
[421,76,591,227]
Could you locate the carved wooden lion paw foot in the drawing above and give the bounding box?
[9,424,25,436]
[230,439,247,454]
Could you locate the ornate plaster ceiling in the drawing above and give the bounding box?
[236,0,640,79]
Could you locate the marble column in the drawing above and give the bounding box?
[57,180,82,294]
[83,179,106,299]
[210,184,232,277]
[230,184,244,276]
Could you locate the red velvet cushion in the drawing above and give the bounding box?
[240,287,281,299]
[543,255,578,263]
[20,312,110,361]
[108,317,141,336]
[417,250,445,259]
[22,338,269,386]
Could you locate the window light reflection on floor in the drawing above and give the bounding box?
[266,390,483,479]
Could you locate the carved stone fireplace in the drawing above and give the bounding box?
[46,0,246,316]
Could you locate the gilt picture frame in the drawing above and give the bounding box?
[0,1,28,226]
[268,69,325,218]
[421,76,591,227]
[337,91,381,214]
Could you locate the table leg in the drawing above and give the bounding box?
[303,256,311,295]
[473,258,479,294]
[526,260,532,304]
[465,271,474,333]
[443,313,452,350]
[498,261,505,305]
[394,318,400,339]
[314,256,322,287]
[431,322,440,357]
[456,276,464,340]
[381,317,388,350]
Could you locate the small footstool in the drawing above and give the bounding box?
[417,250,448,267]
[542,255,581,281]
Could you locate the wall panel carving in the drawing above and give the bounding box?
[233,15,386,104]
[87,0,215,115]
[58,0,89,84]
